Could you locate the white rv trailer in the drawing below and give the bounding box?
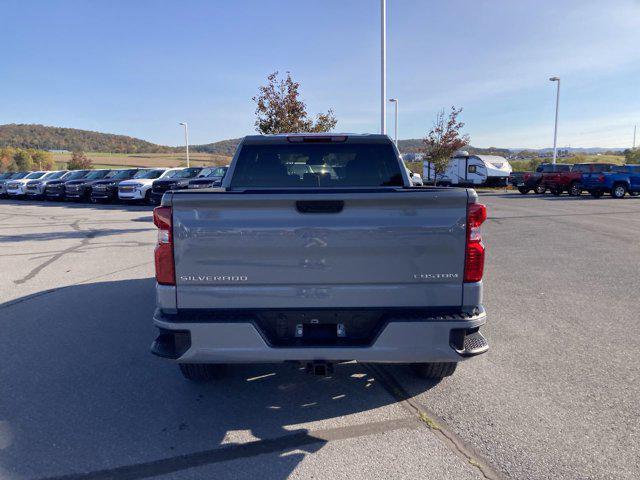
[422,151,512,186]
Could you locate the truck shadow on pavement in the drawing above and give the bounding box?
[0,228,152,243]
[0,278,433,480]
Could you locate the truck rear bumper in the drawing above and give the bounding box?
[152,307,488,364]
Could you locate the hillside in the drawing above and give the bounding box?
[397,139,510,157]
[195,138,509,157]
[0,124,174,154]
[190,138,242,155]
[0,124,625,158]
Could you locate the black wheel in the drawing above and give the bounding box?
[612,183,627,199]
[569,182,582,196]
[551,186,562,196]
[144,189,154,205]
[630,192,639,197]
[411,362,457,380]
[534,184,546,194]
[179,363,224,382]
[590,189,604,198]
[517,187,530,194]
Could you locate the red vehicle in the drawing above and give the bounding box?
[512,163,568,195]
[541,163,615,196]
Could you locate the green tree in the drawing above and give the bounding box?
[32,150,54,170]
[528,157,541,171]
[252,71,337,134]
[68,151,93,170]
[624,148,640,164]
[14,149,34,171]
[422,107,469,185]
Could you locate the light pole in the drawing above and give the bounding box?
[381,0,386,135]
[549,77,560,164]
[388,98,398,147]
[633,125,637,149]
[179,122,190,167]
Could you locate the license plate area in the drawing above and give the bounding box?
[298,323,339,345]
[254,310,386,347]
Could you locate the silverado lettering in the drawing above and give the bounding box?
[179,275,248,282]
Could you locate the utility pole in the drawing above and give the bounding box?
[388,98,398,147]
[381,0,386,135]
[549,77,560,164]
[179,122,190,167]
[634,125,637,149]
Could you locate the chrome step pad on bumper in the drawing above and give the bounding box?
[453,331,489,357]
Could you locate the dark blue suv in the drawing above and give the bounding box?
[582,165,640,198]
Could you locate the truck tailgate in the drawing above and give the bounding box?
[171,189,469,309]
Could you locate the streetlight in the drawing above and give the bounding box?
[388,98,398,147]
[549,77,560,164]
[179,122,190,168]
[381,0,386,135]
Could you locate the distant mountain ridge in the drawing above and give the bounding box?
[0,124,174,153]
[0,124,242,156]
[510,147,624,154]
[189,138,242,155]
[0,124,624,156]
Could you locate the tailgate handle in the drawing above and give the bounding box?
[296,200,344,214]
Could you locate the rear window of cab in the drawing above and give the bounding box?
[230,143,403,188]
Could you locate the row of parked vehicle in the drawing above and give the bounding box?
[0,165,229,204]
[509,162,640,198]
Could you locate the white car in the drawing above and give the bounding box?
[26,170,69,199]
[118,168,183,203]
[407,168,424,186]
[6,171,50,197]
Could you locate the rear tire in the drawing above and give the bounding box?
[534,184,546,194]
[411,362,457,380]
[517,187,530,194]
[569,182,581,196]
[612,183,627,199]
[179,363,224,382]
[551,186,562,196]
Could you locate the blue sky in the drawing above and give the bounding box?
[2,0,639,148]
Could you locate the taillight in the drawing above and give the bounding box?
[153,206,175,285]
[464,203,487,283]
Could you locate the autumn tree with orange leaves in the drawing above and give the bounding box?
[253,71,337,134]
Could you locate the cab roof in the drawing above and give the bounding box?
[242,133,393,145]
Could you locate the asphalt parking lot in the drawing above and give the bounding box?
[1,192,639,480]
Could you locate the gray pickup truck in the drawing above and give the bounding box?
[151,133,488,381]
